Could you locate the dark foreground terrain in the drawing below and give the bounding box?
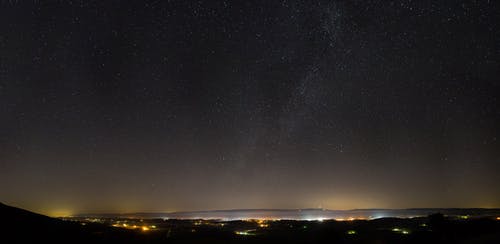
[2,203,500,244]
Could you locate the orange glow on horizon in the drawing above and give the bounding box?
[47,209,73,217]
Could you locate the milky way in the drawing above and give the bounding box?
[1,0,499,216]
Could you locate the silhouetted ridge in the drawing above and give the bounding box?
[1,202,60,224]
[0,202,168,244]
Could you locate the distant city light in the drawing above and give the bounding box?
[105,220,160,231]
[334,217,366,221]
[392,228,410,234]
[235,230,256,236]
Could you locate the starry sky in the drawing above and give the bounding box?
[1,0,499,216]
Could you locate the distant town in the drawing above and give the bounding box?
[64,208,500,238]
[4,203,500,243]
[68,208,500,221]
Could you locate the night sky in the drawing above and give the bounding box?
[1,0,499,216]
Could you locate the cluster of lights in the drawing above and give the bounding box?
[243,218,278,222]
[235,230,256,236]
[392,228,410,235]
[84,218,104,223]
[346,230,357,235]
[335,217,363,221]
[241,219,272,227]
[191,220,227,228]
[111,222,156,231]
[304,217,326,222]
[256,219,269,228]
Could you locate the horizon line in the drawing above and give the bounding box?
[71,207,500,216]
